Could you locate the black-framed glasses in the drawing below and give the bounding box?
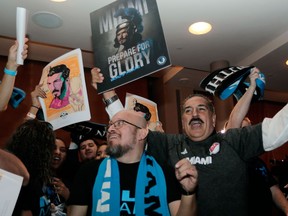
[105,119,142,132]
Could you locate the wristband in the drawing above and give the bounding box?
[31,105,40,109]
[181,188,196,196]
[26,112,36,119]
[102,95,119,107]
[4,68,17,76]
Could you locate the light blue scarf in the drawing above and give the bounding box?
[92,153,170,215]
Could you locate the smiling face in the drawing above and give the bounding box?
[106,110,147,159]
[79,139,98,161]
[51,138,67,170]
[182,96,216,141]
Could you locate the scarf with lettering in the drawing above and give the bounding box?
[92,153,170,216]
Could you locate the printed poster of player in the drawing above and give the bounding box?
[39,48,91,130]
[90,0,171,94]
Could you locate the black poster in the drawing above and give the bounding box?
[90,0,171,93]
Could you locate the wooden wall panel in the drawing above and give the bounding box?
[0,56,148,148]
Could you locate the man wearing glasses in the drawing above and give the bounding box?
[67,109,198,216]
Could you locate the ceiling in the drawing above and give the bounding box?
[0,0,288,100]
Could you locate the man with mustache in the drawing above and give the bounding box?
[47,64,70,109]
[91,67,288,216]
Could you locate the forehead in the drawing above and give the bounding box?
[80,139,95,145]
[55,139,65,148]
[47,73,61,81]
[112,110,133,122]
[184,96,209,108]
[111,110,146,128]
[117,28,128,34]
[98,145,107,150]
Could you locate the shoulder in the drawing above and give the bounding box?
[148,130,185,141]
[76,159,103,177]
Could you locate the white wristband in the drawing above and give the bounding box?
[105,99,124,119]
[26,112,36,119]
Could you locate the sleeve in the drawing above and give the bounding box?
[67,161,99,206]
[105,99,124,119]
[262,103,288,151]
[162,164,182,203]
[147,132,185,168]
[146,131,170,167]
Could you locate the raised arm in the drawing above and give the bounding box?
[262,103,288,151]
[25,84,46,120]
[225,67,260,129]
[91,67,124,118]
[0,38,29,111]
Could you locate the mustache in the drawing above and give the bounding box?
[189,117,204,125]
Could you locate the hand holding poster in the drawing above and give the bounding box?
[39,49,91,130]
[90,0,171,93]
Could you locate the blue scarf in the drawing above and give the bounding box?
[92,153,170,216]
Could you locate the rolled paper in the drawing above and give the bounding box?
[16,7,27,65]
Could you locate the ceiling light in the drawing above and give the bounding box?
[179,77,189,82]
[286,60,288,66]
[32,11,63,28]
[50,0,67,2]
[189,22,212,35]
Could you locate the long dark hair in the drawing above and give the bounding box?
[6,119,55,184]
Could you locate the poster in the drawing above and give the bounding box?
[90,0,171,93]
[125,92,159,131]
[39,49,91,130]
[0,169,23,216]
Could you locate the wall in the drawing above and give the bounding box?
[0,56,148,148]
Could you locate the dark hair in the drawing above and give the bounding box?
[133,100,151,121]
[182,94,215,114]
[6,119,55,184]
[48,64,70,79]
[78,135,99,147]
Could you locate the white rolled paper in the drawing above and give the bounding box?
[16,7,27,65]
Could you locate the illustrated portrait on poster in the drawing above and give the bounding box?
[39,49,91,130]
[90,0,171,93]
[125,92,159,131]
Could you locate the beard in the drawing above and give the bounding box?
[106,143,132,158]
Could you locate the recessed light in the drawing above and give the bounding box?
[32,11,63,28]
[179,77,189,82]
[50,0,67,2]
[189,22,212,35]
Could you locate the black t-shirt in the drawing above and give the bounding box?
[13,178,50,216]
[68,158,181,215]
[247,157,277,216]
[147,124,264,216]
